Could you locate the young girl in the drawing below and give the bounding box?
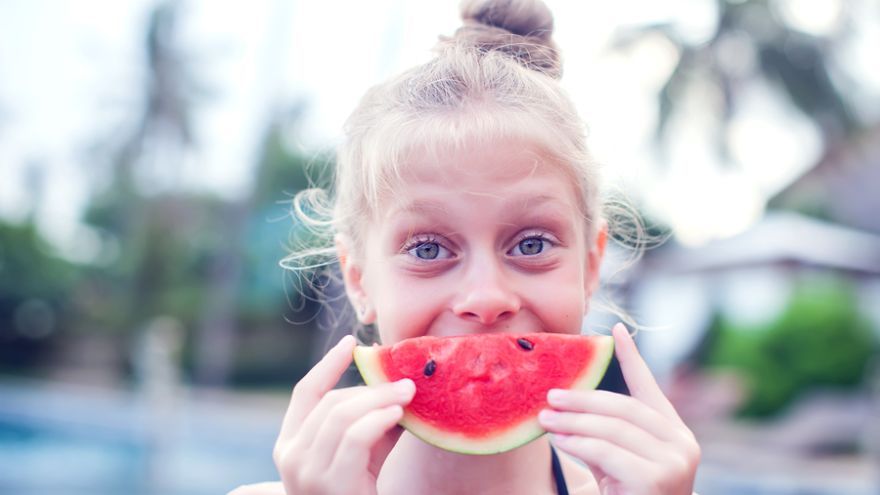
[233,0,700,493]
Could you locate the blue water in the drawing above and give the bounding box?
[2,380,876,495]
[0,381,280,495]
[0,419,144,494]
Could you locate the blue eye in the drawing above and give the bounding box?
[516,237,544,255]
[413,242,440,260]
[509,234,553,256]
[405,238,453,260]
[519,238,544,255]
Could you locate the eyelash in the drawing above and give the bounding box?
[401,230,557,258]
[513,231,549,244]
[508,231,554,256]
[402,234,441,253]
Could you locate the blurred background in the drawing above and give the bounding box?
[1,0,878,494]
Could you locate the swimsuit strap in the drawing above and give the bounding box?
[550,445,569,495]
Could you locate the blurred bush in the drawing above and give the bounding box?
[699,276,878,417]
[0,221,80,370]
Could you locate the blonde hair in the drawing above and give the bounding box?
[282,0,648,332]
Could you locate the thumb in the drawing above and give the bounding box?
[368,423,405,477]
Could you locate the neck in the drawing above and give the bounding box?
[378,432,556,495]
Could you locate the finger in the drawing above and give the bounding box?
[306,379,415,469]
[332,404,406,475]
[275,383,399,490]
[539,410,668,463]
[368,424,405,477]
[291,385,361,455]
[612,323,681,422]
[546,389,685,444]
[227,481,285,495]
[553,434,659,490]
[278,335,356,442]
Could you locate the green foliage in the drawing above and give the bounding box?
[0,220,82,370]
[78,194,227,332]
[0,221,79,299]
[2,0,328,386]
[0,219,80,340]
[239,116,331,316]
[701,277,878,417]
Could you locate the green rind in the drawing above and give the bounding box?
[352,345,387,387]
[352,335,615,455]
[570,335,615,391]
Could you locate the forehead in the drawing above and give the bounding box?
[381,138,582,215]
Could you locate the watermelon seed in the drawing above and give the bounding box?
[424,359,437,377]
[517,338,534,351]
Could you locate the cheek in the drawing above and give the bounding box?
[372,275,450,344]
[535,293,585,334]
[525,267,586,334]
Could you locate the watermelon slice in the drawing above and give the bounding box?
[353,332,614,455]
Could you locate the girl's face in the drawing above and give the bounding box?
[341,138,606,345]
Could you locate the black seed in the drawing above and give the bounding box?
[424,359,436,376]
[517,338,534,351]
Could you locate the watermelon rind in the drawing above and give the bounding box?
[352,334,615,455]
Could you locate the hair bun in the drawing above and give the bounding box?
[461,0,554,40]
[456,0,561,78]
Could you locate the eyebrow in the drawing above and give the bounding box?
[392,194,569,216]
[390,199,451,216]
[509,194,568,212]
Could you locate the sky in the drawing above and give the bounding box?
[1,0,878,259]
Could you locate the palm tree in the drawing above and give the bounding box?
[612,0,860,166]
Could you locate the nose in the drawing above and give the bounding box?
[451,259,521,326]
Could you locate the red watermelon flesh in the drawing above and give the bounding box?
[353,332,614,455]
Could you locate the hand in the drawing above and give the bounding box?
[250,335,415,495]
[538,323,701,495]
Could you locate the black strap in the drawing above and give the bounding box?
[550,445,569,495]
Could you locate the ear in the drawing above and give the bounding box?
[335,234,376,325]
[584,219,608,305]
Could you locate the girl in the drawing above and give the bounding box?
[234,0,700,493]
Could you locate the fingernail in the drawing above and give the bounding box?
[394,379,415,396]
[538,409,558,425]
[547,389,567,405]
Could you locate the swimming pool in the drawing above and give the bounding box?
[0,379,281,495]
[3,378,876,495]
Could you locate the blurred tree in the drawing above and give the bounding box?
[0,220,79,370]
[79,0,224,382]
[71,0,330,387]
[613,0,861,165]
[614,2,880,405]
[230,107,331,387]
[241,105,316,316]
